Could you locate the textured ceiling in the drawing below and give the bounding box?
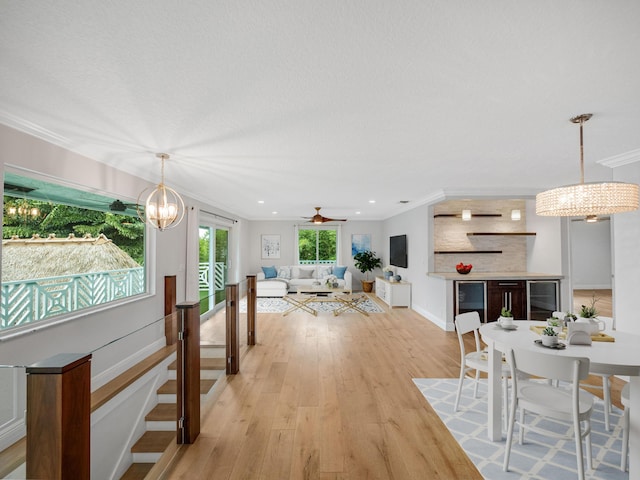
[1,1,640,221]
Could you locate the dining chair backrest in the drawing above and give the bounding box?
[455,311,482,354]
[508,347,590,384]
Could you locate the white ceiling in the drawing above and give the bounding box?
[1,1,640,221]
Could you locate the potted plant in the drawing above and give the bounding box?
[576,294,605,334]
[546,316,563,334]
[541,326,559,346]
[497,307,514,327]
[353,250,382,293]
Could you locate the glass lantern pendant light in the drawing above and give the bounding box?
[536,114,639,216]
[137,153,185,231]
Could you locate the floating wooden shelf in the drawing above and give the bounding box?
[434,214,502,218]
[434,250,503,254]
[466,232,536,236]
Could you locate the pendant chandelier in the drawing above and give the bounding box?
[137,153,185,231]
[536,114,639,217]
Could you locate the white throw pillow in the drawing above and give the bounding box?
[277,266,291,280]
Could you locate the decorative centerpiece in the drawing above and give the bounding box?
[576,294,605,334]
[456,262,472,274]
[546,316,563,334]
[383,266,394,280]
[541,326,559,346]
[498,307,513,326]
[325,274,338,288]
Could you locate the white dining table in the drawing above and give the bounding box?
[480,320,640,478]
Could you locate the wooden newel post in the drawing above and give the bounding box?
[176,301,200,444]
[226,283,240,374]
[26,353,91,480]
[247,274,257,346]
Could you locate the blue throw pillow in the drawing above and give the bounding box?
[333,266,347,279]
[262,266,277,279]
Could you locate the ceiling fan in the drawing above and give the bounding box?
[304,207,347,224]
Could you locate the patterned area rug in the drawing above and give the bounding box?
[413,378,628,480]
[239,296,384,314]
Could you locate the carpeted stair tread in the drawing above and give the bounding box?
[168,357,225,370]
[158,378,216,394]
[119,462,155,480]
[145,402,176,421]
[131,431,174,453]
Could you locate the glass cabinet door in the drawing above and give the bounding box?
[455,281,487,323]
[527,280,559,320]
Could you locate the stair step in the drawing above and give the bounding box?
[131,431,174,454]
[145,403,176,422]
[158,378,216,395]
[120,462,154,480]
[168,357,226,370]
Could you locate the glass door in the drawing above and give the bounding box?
[527,280,559,321]
[198,226,229,314]
[455,281,487,322]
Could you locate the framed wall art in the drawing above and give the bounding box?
[351,233,371,256]
[261,234,281,259]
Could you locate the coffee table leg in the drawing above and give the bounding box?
[334,295,369,316]
[283,296,317,316]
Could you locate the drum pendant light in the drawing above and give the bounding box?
[536,114,639,216]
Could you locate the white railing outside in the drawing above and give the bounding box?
[198,262,226,291]
[1,267,145,330]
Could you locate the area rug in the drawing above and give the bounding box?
[239,296,384,314]
[412,378,627,480]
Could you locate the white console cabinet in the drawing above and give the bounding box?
[375,276,411,307]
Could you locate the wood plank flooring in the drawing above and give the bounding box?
[161,298,482,479]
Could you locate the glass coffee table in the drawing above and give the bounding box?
[282,285,369,316]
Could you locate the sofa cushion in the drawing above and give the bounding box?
[277,266,291,279]
[333,265,347,279]
[317,265,332,278]
[261,265,277,279]
[297,268,314,279]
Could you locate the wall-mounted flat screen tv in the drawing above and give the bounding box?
[389,234,408,268]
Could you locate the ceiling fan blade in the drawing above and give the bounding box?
[305,207,347,223]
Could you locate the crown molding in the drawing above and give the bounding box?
[598,148,640,168]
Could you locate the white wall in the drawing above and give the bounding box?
[247,219,383,289]
[525,199,563,274]
[570,219,612,289]
[0,124,248,451]
[612,162,640,334]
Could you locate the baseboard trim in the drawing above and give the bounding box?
[412,305,452,331]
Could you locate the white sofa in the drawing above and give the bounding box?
[256,265,352,297]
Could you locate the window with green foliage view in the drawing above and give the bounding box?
[297,228,337,264]
[2,172,146,331]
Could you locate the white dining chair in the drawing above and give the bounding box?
[582,316,614,431]
[503,348,593,480]
[620,382,630,471]
[454,312,511,424]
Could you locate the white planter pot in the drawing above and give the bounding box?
[541,335,558,347]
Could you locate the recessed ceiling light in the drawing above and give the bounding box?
[355,211,361,215]
[399,200,409,204]
[258,200,264,204]
[272,211,278,215]
[369,200,376,204]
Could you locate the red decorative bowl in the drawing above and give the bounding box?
[456,264,472,274]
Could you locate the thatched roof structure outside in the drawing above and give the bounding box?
[2,233,141,282]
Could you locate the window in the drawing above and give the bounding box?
[296,226,340,265]
[1,172,146,332]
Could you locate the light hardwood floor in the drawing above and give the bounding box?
[162,298,482,479]
[160,296,625,480]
